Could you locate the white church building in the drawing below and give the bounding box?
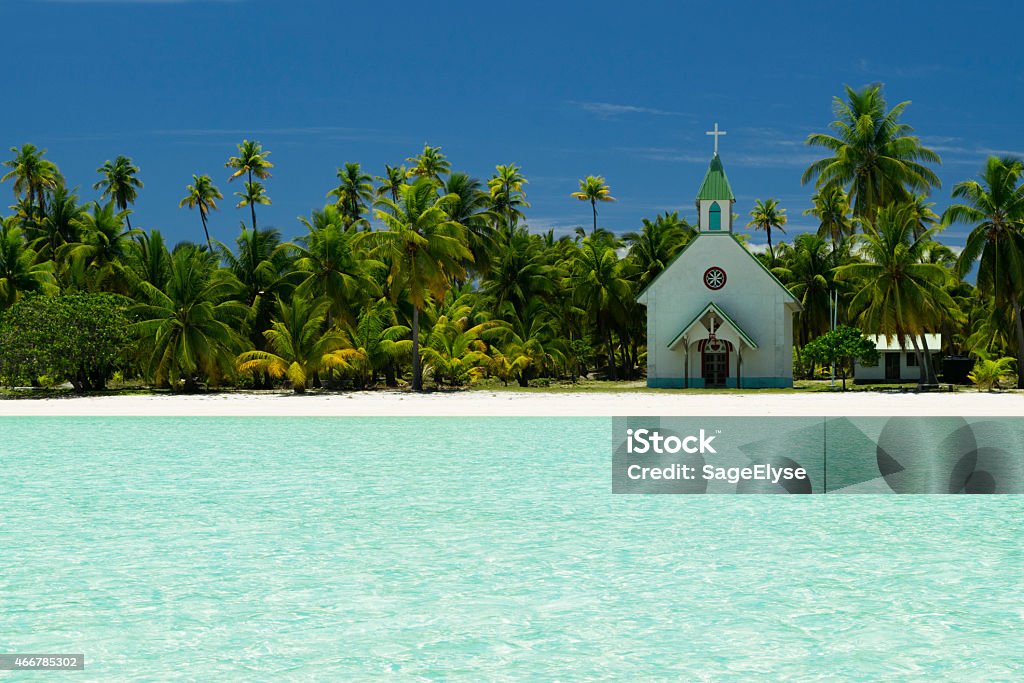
[637,130,801,388]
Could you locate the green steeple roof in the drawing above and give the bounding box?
[696,154,735,201]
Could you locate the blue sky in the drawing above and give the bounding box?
[4,0,1023,248]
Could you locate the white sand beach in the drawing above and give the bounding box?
[0,389,1021,417]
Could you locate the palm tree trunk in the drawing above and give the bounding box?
[412,306,422,391]
[248,169,258,233]
[591,199,597,235]
[1012,294,1024,389]
[125,212,133,230]
[767,228,774,264]
[200,212,212,250]
[910,336,926,386]
[603,323,617,379]
[919,333,938,385]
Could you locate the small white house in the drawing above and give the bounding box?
[853,334,942,383]
[637,150,802,388]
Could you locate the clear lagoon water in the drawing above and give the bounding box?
[1,417,1022,680]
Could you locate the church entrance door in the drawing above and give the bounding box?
[702,350,729,387]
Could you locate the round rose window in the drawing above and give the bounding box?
[703,266,727,290]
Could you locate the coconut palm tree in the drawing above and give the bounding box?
[131,246,247,391]
[419,313,494,386]
[487,164,530,237]
[406,144,450,183]
[328,162,374,226]
[375,164,407,203]
[2,144,63,221]
[179,174,223,250]
[802,84,941,219]
[623,211,694,290]
[236,295,354,393]
[482,229,554,318]
[60,201,139,291]
[234,181,271,230]
[444,172,495,275]
[125,229,171,292]
[747,198,788,264]
[0,221,53,308]
[567,237,631,378]
[945,155,1024,388]
[288,204,380,327]
[571,175,615,235]
[771,234,836,349]
[371,178,472,390]
[493,298,564,387]
[225,140,273,231]
[338,302,412,387]
[219,225,293,353]
[93,156,143,229]
[32,186,85,264]
[804,186,853,247]
[835,204,955,385]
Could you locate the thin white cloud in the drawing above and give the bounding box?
[568,100,687,119]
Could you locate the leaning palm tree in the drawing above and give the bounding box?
[328,162,374,226]
[93,156,143,229]
[406,144,451,183]
[945,155,1024,388]
[237,295,354,393]
[0,221,54,308]
[234,181,271,231]
[571,175,615,235]
[179,174,223,249]
[802,84,941,219]
[225,140,273,231]
[804,185,853,247]
[835,204,956,385]
[2,144,63,220]
[131,246,247,391]
[747,198,788,264]
[371,178,472,391]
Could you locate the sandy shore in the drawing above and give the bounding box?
[0,389,1021,417]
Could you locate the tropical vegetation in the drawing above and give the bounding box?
[0,83,1020,393]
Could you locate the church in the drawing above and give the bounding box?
[637,126,801,388]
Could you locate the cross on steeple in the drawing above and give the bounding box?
[706,123,726,156]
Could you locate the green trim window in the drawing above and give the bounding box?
[709,202,721,231]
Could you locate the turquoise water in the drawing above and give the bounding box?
[1,417,1022,680]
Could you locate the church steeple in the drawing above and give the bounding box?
[695,125,736,232]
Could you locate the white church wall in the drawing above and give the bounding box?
[697,199,733,233]
[640,234,796,388]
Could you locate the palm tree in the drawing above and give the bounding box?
[802,84,941,219]
[487,164,530,237]
[338,302,412,387]
[907,193,940,238]
[945,156,1024,388]
[804,186,853,247]
[125,229,171,292]
[93,156,143,229]
[371,178,472,391]
[622,211,693,290]
[219,225,292,354]
[0,221,53,309]
[328,162,374,226]
[61,201,138,291]
[2,144,63,221]
[482,229,554,318]
[131,246,247,391]
[835,204,955,385]
[289,204,380,327]
[236,296,354,393]
[234,181,271,230]
[375,164,407,203]
[571,175,615,234]
[406,144,451,183]
[747,198,788,264]
[419,313,494,386]
[567,237,630,378]
[179,174,223,250]
[32,186,85,264]
[772,234,836,349]
[444,172,495,275]
[494,298,564,387]
[225,140,273,231]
